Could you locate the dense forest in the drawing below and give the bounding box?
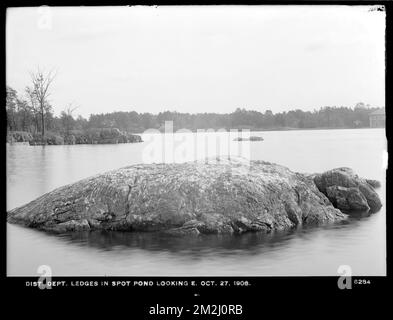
[6,83,380,141]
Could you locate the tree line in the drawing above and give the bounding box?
[86,104,377,132]
[6,72,380,136]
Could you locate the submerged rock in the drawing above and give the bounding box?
[7,159,381,235]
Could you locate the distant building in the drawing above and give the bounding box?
[369,108,385,128]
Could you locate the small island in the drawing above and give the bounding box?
[233,136,264,141]
[7,158,382,235]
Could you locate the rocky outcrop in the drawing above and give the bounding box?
[7,159,381,235]
[325,186,369,212]
[366,179,381,189]
[313,167,382,213]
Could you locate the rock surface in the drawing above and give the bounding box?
[325,186,369,212]
[366,179,381,189]
[7,159,381,235]
[313,167,382,213]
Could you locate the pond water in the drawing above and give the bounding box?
[6,128,387,276]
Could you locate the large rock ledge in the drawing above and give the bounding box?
[7,159,382,235]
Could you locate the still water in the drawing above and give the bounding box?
[7,128,387,276]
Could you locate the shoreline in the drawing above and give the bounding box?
[137,126,385,134]
[6,127,385,146]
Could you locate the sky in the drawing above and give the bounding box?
[6,5,386,118]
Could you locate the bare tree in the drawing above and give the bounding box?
[6,86,18,132]
[30,68,56,139]
[25,86,40,133]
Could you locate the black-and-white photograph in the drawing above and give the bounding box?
[5,5,386,282]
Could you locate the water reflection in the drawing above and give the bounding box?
[25,217,365,258]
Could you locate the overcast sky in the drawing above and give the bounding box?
[6,5,385,118]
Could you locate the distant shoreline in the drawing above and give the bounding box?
[6,127,385,147]
[249,126,385,132]
[138,126,385,134]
